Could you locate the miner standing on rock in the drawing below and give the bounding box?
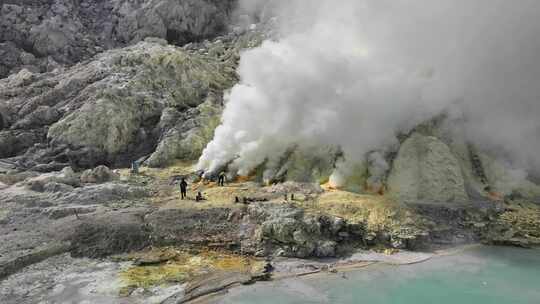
[218,171,226,186]
[180,178,188,200]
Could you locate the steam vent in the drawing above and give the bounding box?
[1,1,540,303]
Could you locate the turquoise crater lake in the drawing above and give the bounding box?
[221,246,540,304]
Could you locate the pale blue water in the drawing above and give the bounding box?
[222,246,540,304]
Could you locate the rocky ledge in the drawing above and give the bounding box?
[0,161,538,303]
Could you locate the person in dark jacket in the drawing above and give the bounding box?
[180,178,188,200]
[218,171,226,186]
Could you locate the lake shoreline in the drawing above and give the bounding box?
[197,245,540,304]
[185,244,483,304]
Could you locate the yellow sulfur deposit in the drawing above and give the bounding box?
[119,247,263,293]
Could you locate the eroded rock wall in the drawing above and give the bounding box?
[0,0,236,79]
[0,30,264,170]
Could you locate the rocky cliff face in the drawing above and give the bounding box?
[2,3,540,303]
[0,0,236,79]
[0,30,264,171]
[7,0,530,205]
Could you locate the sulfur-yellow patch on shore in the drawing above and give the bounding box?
[499,201,540,240]
[296,190,425,233]
[119,247,263,293]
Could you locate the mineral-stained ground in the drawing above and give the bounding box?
[1,1,540,303]
[0,160,539,303]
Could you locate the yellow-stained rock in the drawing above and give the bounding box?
[119,247,262,294]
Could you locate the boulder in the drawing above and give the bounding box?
[387,133,468,203]
[80,165,118,184]
[23,167,80,191]
[251,203,344,258]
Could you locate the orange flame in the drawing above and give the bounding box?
[487,191,504,202]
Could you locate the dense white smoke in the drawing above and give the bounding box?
[198,0,540,177]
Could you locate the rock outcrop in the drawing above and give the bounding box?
[0,0,236,79]
[0,31,264,170]
[69,209,152,258]
[387,133,468,203]
[144,96,224,167]
[23,166,79,191]
[80,165,118,184]
[0,170,150,271]
[246,203,359,258]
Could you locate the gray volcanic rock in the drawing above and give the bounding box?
[145,207,242,246]
[55,182,148,205]
[0,170,152,270]
[0,30,264,170]
[0,0,236,79]
[388,132,468,203]
[247,203,357,258]
[0,128,45,158]
[145,96,224,167]
[69,208,152,258]
[22,166,80,190]
[80,165,118,184]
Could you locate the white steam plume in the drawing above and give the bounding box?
[198,0,540,177]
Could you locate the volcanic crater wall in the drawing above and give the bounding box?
[0,0,236,79]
